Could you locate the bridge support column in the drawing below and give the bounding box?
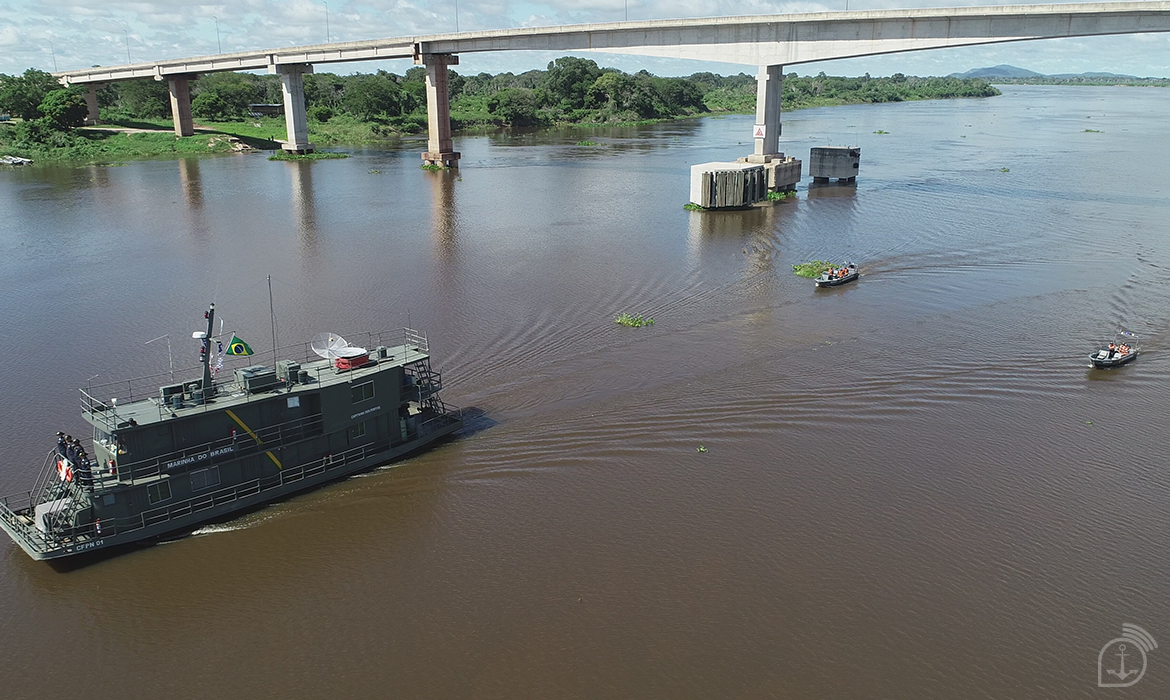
[738,65,800,192]
[84,85,101,125]
[272,63,315,153]
[751,65,783,159]
[165,75,195,137]
[417,53,460,168]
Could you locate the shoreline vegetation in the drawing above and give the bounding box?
[2,59,999,164]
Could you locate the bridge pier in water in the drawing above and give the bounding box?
[273,63,315,154]
[417,53,460,168]
[165,74,196,137]
[752,65,783,160]
[739,65,801,194]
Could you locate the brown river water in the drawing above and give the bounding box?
[1,85,1169,698]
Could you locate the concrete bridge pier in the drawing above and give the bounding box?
[272,63,315,153]
[742,64,801,193]
[160,74,197,137]
[83,85,101,125]
[417,53,460,167]
[750,65,783,160]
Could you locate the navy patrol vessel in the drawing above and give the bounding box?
[0,303,462,561]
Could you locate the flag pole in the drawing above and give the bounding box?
[268,275,277,370]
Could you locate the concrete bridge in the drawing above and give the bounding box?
[55,2,1170,166]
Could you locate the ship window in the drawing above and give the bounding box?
[350,422,367,440]
[191,466,221,492]
[351,381,375,403]
[147,480,172,504]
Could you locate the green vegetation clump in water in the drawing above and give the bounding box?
[1084,128,1101,133]
[419,163,445,171]
[2,63,1001,163]
[614,313,654,328]
[576,140,598,146]
[268,151,348,161]
[683,203,705,211]
[873,129,890,134]
[1000,167,1010,172]
[792,261,841,278]
[767,190,796,200]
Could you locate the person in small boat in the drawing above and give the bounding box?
[1107,343,1117,358]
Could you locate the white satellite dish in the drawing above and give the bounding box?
[311,332,350,360]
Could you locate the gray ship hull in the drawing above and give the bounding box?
[1,417,461,561]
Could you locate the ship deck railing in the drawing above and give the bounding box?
[80,328,432,428]
[0,410,461,555]
[94,412,328,487]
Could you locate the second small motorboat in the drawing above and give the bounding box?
[815,262,859,287]
[1089,331,1139,369]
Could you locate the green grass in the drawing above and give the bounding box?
[102,113,402,146]
[576,140,599,146]
[767,190,796,201]
[999,167,1010,172]
[683,203,705,211]
[614,313,655,328]
[268,151,348,161]
[873,129,890,134]
[0,124,257,163]
[1084,128,1102,133]
[792,261,842,278]
[419,163,445,171]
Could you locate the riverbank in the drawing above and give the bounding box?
[1,90,997,165]
[0,116,376,164]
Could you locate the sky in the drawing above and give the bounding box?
[2,0,1169,79]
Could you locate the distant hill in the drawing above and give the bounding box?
[949,65,1045,79]
[949,64,1140,80]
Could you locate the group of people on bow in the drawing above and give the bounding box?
[56,431,94,492]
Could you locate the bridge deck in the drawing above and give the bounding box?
[55,2,1170,84]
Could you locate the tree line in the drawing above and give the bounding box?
[2,58,999,146]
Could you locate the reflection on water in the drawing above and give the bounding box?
[288,161,318,254]
[178,158,210,242]
[806,180,859,198]
[178,158,203,211]
[427,169,458,259]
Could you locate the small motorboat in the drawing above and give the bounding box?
[1089,331,1139,369]
[815,262,859,287]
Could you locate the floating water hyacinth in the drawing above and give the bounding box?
[614,313,654,328]
[792,261,841,278]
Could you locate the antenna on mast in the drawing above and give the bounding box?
[199,303,215,395]
[269,275,277,370]
[145,334,174,382]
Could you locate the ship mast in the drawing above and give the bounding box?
[201,303,216,394]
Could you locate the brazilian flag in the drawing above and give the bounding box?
[226,335,254,356]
